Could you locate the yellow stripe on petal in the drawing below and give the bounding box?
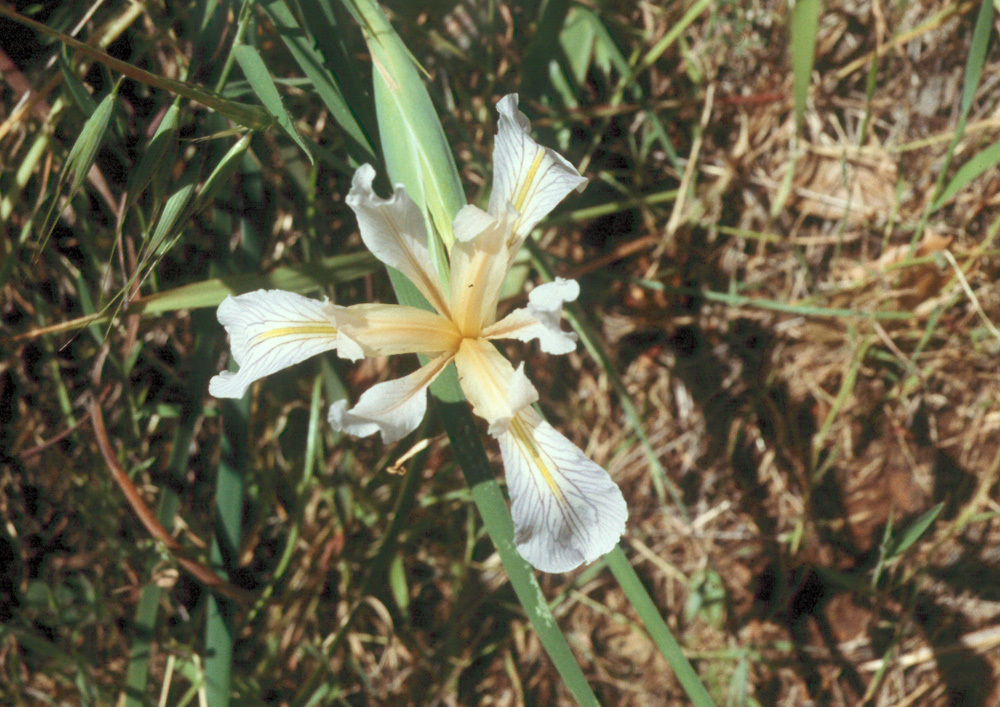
[448,205,511,336]
[331,303,461,359]
[328,352,453,444]
[254,324,338,341]
[488,95,588,248]
[509,413,565,502]
[454,339,538,434]
[346,165,452,319]
[482,278,579,355]
[512,149,545,215]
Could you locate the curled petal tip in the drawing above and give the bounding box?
[489,95,588,243]
[482,279,580,355]
[328,353,452,445]
[208,371,248,399]
[344,165,451,318]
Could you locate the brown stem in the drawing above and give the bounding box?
[89,398,253,605]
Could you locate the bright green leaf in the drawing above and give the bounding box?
[790,0,821,133]
[885,502,944,560]
[262,0,376,164]
[343,0,464,251]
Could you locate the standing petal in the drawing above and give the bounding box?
[209,290,339,399]
[488,94,588,249]
[482,278,579,355]
[448,205,513,336]
[454,339,538,435]
[328,352,453,444]
[499,409,627,573]
[346,164,452,318]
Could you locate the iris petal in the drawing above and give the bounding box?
[454,339,538,435]
[346,164,452,318]
[488,94,588,252]
[482,278,580,355]
[448,205,513,336]
[328,352,453,444]
[331,303,461,361]
[499,408,628,573]
[209,290,338,399]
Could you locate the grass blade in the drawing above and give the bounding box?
[288,412,429,706]
[125,100,180,214]
[9,251,377,341]
[522,0,572,101]
[914,0,994,242]
[0,5,273,130]
[234,44,314,162]
[931,140,1000,212]
[62,80,118,194]
[434,390,601,707]
[527,240,682,509]
[122,326,215,705]
[204,399,247,707]
[790,0,821,134]
[344,6,603,698]
[144,182,196,262]
[57,47,98,116]
[38,79,120,246]
[774,0,821,218]
[884,502,944,560]
[637,279,914,321]
[262,0,377,163]
[134,133,252,287]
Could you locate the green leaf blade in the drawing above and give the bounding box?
[234,44,314,162]
[345,0,464,249]
[262,0,376,164]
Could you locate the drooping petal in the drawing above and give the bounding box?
[454,339,538,435]
[328,352,453,444]
[448,205,513,336]
[499,408,628,573]
[482,278,580,355]
[346,164,451,318]
[209,290,338,399]
[330,303,461,361]
[488,94,588,250]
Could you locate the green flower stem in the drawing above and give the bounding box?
[606,547,716,707]
[433,383,601,707]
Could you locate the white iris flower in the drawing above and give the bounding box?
[210,95,627,572]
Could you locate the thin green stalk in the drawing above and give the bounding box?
[434,388,601,707]
[204,397,248,707]
[606,547,716,707]
[338,0,606,699]
[638,280,913,321]
[790,0,820,134]
[213,0,256,94]
[911,0,994,246]
[245,374,325,626]
[122,324,212,704]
